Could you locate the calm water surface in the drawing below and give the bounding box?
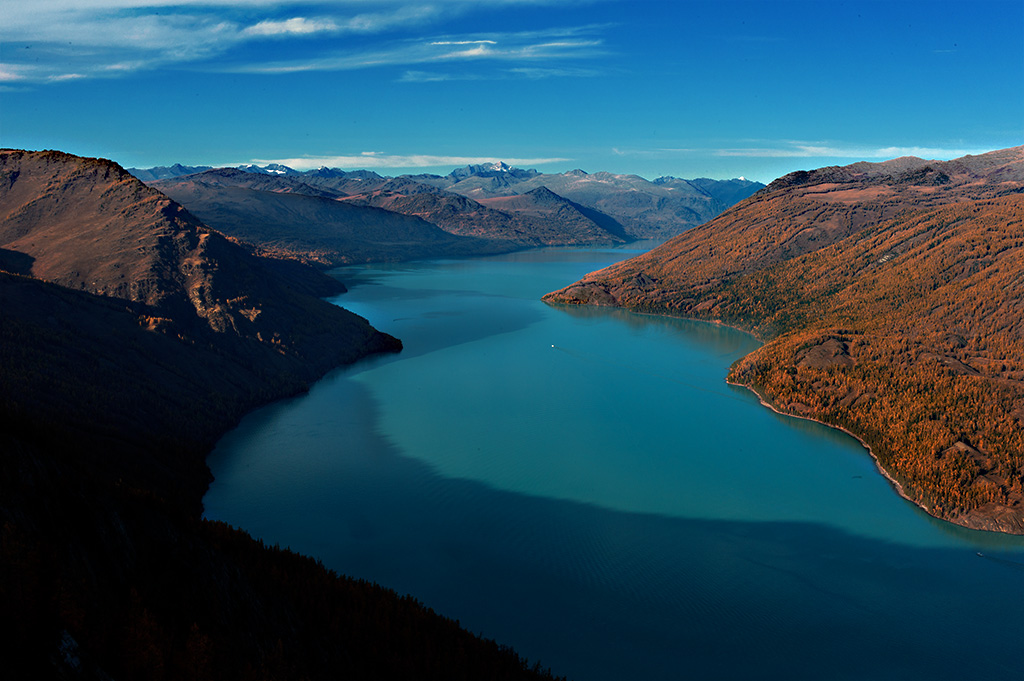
[205,244,1024,681]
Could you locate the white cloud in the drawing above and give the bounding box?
[48,73,89,82]
[242,17,341,37]
[399,64,598,82]
[507,66,599,79]
[609,147,698,158]
[0,2,442,81]
[399,70,470,82]
[245,153,572,170]
[864,146,981,159]
[0,66,28,82]
[339,5,441,33]
[713,142,988,161]
[228,26,606,75]
[1,2,606,83]
[431,40,498,46]
[444,44,495,58]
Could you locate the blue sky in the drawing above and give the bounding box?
[2,0,1021,183]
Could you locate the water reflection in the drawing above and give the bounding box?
[549,303,757,356]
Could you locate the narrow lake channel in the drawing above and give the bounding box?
[205,244,1024,681]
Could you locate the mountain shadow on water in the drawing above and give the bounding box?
[205,377,1024,681]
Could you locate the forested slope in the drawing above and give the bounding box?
[545,147,1024,533]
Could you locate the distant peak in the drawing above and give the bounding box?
[566,169,588,177]
[236,163,298,176]
[524,185,563,201]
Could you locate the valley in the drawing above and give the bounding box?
[5,144,1024,679]
[5,2,1017,678]
[142,161,763,262]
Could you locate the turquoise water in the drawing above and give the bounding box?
[205,245,1024,680]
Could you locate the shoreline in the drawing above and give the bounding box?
[724,376,912,507]
[727,376,1024,536]
[546,297,1020,535]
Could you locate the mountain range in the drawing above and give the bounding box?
[338,180,631,247]
[150,168,511,265]
[133,161,764,259]
[545,146,1024,533]
[298,161,763,237]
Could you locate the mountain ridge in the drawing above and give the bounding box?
[343,180,629,247]
[544,145,1024,533]
[404,165,763,238]
[0,150,396,353]
[150,169,514,265]
[131,161,765,242]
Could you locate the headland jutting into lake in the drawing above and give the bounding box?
[545,146,1024,534]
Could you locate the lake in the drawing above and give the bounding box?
[204,244,1024,681]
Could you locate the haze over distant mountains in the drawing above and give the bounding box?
[135,161,764,262]
[404,162,759,238]
[546,145,1024,533]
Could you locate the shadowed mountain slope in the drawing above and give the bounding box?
[161,166,347,199]
[439,166,764,238]
[672,176,766,208]
[151,169,508,265]
[476,186,630,242]
[1,150,567,679]
[0,150,394,357]
[133,161,764,244]
[344,181,628,247]
[545,146,1024,533]
[126,163,213,181]
[293,167,391,193]
[0,148,402,516]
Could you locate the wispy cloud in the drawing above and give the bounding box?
[398,70,482,82]
[0,66,29,82]
[245,152,572,171]
[507,66,600,78]
[431,40,499,46]
[1,1,605,83]
[242,17,342,38]
[613,141,992,163]
[611,147,698,157]
[713,142,987,160]
[399,64,599,82]
[232,26,608,76]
